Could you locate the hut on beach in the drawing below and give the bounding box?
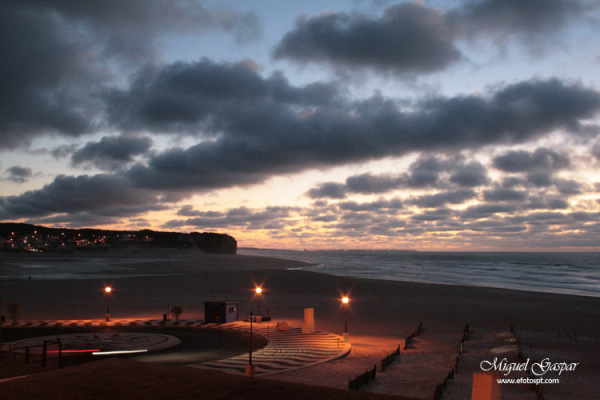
[204,301,239,323]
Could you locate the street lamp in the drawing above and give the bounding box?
[105,286,112,321]
[245,311,256,377]
[255,287,262,317]
[342,296,349,342]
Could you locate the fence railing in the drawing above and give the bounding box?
[380,344,400,372]
[512,325,545,400]
[348,364,377,390]
[349,321,424,391]
[404,321,424,350]
[432,322,469,400]
[5,339,63,369]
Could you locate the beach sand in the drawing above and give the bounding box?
[1,250,599,399]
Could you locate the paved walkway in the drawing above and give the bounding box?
[189,321,351,376]
[9,332,182,354]
[2,319,351,377]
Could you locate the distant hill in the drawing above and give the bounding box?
[0,223,237,254]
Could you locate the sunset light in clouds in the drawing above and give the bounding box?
[1,1,599,251]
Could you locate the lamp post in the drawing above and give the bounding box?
[255,287,262,317]
[105,286,112,321]
[342,296,349,342]
[0,259,3,345]
[245,311,256,377]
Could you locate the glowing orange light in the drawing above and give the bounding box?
[256,287,262,294]
[342,296,349,304]
[105,286,112,294]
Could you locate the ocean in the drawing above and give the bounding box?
[239,249,600,298]
[0,257,176,281]
[2,251,599,298]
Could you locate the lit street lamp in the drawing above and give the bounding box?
[342,296,349,342]
[105,286,112,321]
[245,311,256,377]
[255,287,262,317]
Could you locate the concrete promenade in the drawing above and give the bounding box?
[1,319,351,376]
[192,321,351,376]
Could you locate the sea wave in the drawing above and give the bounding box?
[239,249,600,298]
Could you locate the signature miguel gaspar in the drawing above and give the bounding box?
[480,357,579,377]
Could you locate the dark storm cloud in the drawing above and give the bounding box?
[273,1,591,76]
[344,173,404,194]
[481,184,572,213]
[493,148,570,173]
[3,65,600,218]
[592,142,600,160]
[0,1,260,148]
[105,59,341,133]
[467,219,527,234]
[4,166,33,184]
[461,203,518,219]
[570,211,600,222]
[492,147,576,190]
[421,79,600,145]
[553,179,581,195]
[411,208,453,222]
[409,189,477,208]
[71,135,153,170]
[310,158,452,200]
[30,213,123,229]
[167,205,298,229]
[524,196,569,211]
[0,174,160,218]
[0,2,98,148]
[405,157,447,188]
[483,188,527,202]
[526,172,553,187]
[308,157,488,200]
[51,144,80,160]
[307,182,348,199]
[449,162,488,187]
[455,0,585,36]
[273,2,460,74]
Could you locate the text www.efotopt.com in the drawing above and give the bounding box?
[497,377,560,385]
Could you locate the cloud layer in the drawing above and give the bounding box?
[1,0,599,250]
[273,3,460,74]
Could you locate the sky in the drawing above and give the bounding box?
[1,0,600,251]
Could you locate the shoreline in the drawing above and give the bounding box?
[2,251,599,399]
[2,250,599,321]
[3,249,599,300]
[239,248,600,299]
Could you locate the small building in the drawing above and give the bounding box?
[204,301,239,323]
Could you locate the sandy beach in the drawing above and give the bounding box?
[1,250,599,399]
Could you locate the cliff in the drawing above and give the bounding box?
[0,223,237,254]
